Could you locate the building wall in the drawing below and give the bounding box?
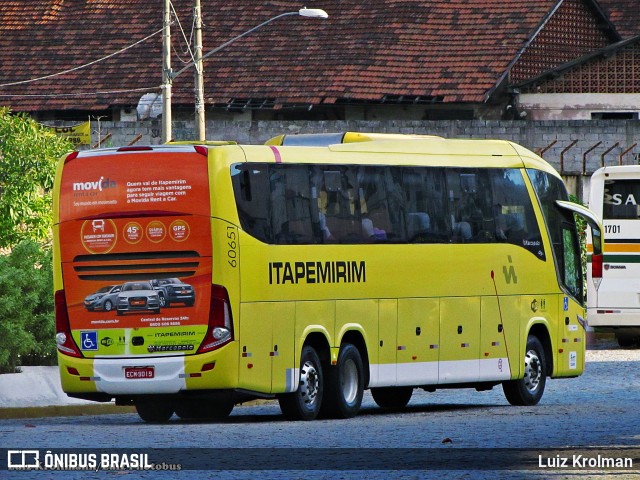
[519,93,640,120]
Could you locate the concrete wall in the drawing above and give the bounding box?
[83,119,640,201]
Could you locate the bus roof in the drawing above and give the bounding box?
[262,132,559,176]
[265,132,442,146]
[63,133,560,177]
[592,164,640,180]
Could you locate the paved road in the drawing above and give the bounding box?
[2,340,639,479]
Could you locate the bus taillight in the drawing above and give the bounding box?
[54,290,83,357]
[197,284,234,353]
[591,253,603,289]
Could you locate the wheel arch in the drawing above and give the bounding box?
[302,331,332,367]
[339,330,370,388]
[528,322,553,376]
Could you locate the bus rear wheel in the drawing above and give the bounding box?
[175,398,234,420]
[322,343,364,418]
[371,386,413,409]
[278,345,323,420]
[135,398,175,423]
[503,335,547,406]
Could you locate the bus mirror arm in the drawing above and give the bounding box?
[555,200,604,256]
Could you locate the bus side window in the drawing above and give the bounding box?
[452,169,495,243]
[357,166,406,242]
[491,169,544,258]
[232,164,273,243]
[281,165,318,244]
[322,166,363,243]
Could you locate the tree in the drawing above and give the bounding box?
[0,240,55,372]
[0,108,72,248]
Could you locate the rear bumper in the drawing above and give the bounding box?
[58,342,240,398]
[587,309,640,328]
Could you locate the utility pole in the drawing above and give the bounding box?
[161,0,172,143]
[194,0,205,141]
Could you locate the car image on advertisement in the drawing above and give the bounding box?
[84,285,122,312]
[116,281,161,316]
[150,278,195,307]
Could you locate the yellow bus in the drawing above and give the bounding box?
[53,134,601,422]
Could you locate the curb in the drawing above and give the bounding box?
[0,404,136,420]
[0,399,276,420]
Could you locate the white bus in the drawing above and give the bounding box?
[588,165,640,347]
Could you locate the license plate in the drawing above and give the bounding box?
[130,300,145,306]
[124,367,154,379]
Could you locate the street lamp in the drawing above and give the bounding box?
[161,7,329,143]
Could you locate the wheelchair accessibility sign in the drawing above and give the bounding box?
[81,331,98,351]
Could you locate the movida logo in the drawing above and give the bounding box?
[72,176,117,192]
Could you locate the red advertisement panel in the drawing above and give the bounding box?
[57,150,213,356]
[58,150,211,223]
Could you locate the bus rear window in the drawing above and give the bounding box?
[603,179,640,219]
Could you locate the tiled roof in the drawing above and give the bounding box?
[517,34,640,93]
[598,0,640,38]
[0,0,620,112]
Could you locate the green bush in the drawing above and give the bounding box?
[0,240,55,373]
[0,107,72,249]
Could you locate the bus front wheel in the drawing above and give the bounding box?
[502,335,547,406]
[322,343,364,418]
[278,345,323,420]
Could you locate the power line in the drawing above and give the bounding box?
[0,86,160,98]
[0,26,167,88]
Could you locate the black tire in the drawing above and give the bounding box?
[371,386,413,409]
[321,343,364,418]
[175,398,234,420]
[103,300,113,312]
[135,399,175,423]
[278,345,323,420]
[503,335,547,406]
[615,332,637,348]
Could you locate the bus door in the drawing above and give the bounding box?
[555,200,602,375]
